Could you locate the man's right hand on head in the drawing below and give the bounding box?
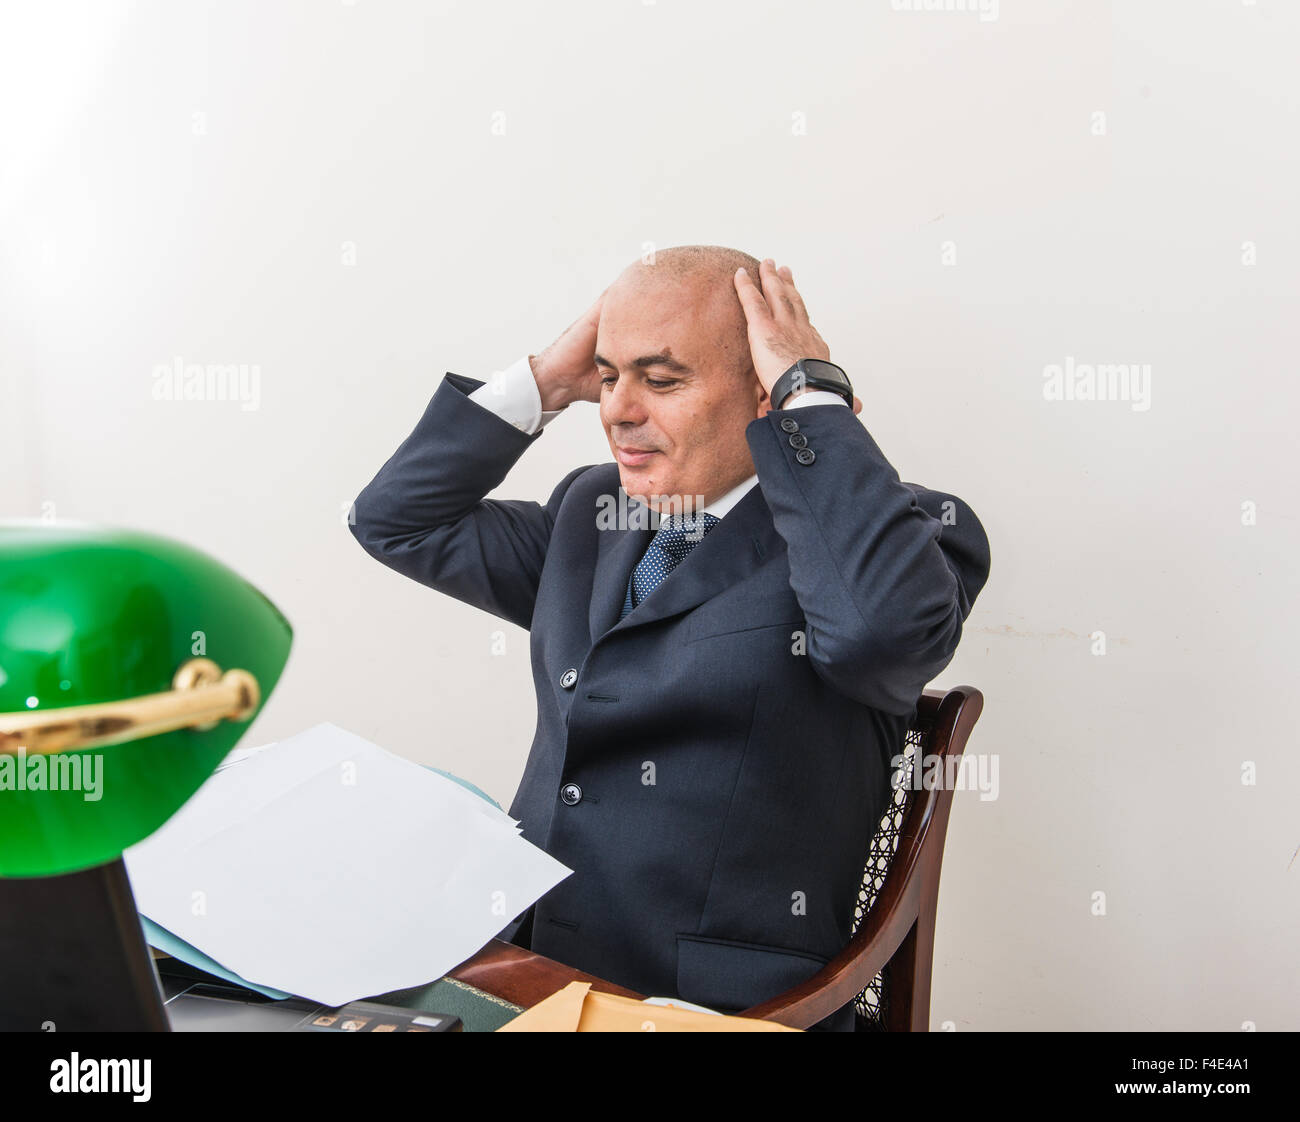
[530,288,607,412]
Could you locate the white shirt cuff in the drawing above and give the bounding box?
[466,355,563,435]
[783,389,850,410]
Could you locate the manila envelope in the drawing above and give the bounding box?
[496,981,802,1032]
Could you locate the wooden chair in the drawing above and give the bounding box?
[741,685,985,1032]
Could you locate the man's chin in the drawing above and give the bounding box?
[619,470,667,506]
[618,475,660,508]
[618,473,710,516]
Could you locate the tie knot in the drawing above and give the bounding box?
[622,511,721,619]
[653,512,720,557]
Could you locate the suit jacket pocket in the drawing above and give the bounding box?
[675,933,830,1014]
[686,594,804,642]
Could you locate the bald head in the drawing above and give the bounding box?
[611,245,762,297]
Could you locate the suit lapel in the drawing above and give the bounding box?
[588,507,654,642]
[588,483,782,643]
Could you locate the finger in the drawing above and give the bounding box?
[762,258,798,321]
[574,299,600,334]
[776,265,810,322]
[734,266,771,322]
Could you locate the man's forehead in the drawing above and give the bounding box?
[595,305,705,371]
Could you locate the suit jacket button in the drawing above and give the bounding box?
[560,668,578,689]
[560,783,582,806]
[779,417,800,433]
[788,433,808,449]
[795,448,816,465]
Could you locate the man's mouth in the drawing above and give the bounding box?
[615,447,659,467]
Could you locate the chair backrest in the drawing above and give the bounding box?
[741,685,985,1030]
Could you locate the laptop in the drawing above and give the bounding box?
[158,958,461,1032]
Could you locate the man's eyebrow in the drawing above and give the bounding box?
[593,351,693,373]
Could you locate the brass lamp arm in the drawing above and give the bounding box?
[0,658,259,756]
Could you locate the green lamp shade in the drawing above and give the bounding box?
[0,522,292,877]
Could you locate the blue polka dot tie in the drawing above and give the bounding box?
[620,512,721,621]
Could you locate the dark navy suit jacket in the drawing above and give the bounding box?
[350,373,991,1030]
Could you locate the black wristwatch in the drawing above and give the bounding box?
[770,358,853,410]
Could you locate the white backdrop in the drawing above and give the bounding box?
[2,0,1296,1030]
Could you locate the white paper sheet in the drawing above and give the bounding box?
[124,722,570,1006]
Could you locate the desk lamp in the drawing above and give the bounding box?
[0,522,292,1029]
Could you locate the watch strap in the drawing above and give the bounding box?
[771,359,853,410]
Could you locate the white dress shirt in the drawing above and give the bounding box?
[467,355,848,521]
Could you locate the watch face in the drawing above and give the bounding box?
[774,360,852,409]
[803,360,849,389]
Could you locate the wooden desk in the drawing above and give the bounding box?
[448,938,644,1008]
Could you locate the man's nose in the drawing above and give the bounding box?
[600,376,649,427]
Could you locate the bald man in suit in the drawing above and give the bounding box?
[350,247,991,1030]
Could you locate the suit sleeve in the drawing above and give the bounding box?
[349,373,590,630]
[747,404,991,715]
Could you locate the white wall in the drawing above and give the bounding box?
[3,0,1295,1030]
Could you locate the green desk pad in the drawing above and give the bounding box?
[374,975,524,1032]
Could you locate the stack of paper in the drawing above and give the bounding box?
[123,722,571,1006]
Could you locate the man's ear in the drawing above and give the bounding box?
[753,368,772,418]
